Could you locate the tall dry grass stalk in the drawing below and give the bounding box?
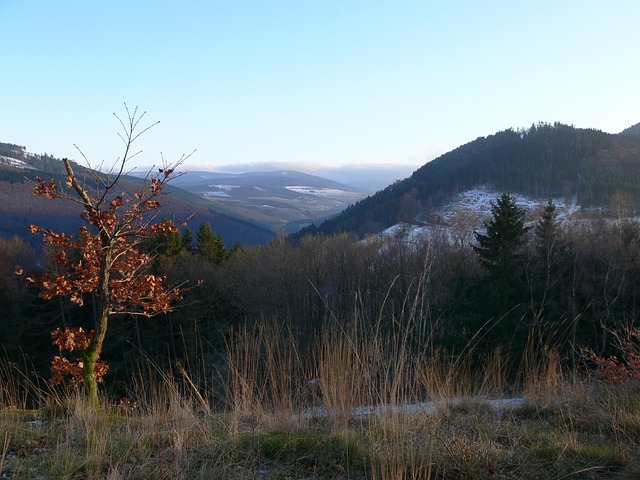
[369,411,437,480]
[0,354,52,410]
[225,321,307,433]
[0,431,9,476]
[0,357,23,409]
[128,358,208,446]
[4,315,638,478]
[49,395,112,479]
[223,307,525,429]
[518,325,567,402]
[316,319,371,423]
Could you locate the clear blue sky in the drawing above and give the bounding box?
[2,1,639,173]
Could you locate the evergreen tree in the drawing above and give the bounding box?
[182,226,195,252]
[470,193,531,355]
[196,222,227,265]
[228,241,244,258]
[473,193,530,276]
[528,199,566,323]
[145,216,184,259]
[535,199,559,260]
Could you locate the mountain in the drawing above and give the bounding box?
[172,169,359,189]
[178,162,420,193]
[166,170,368,232]
[0,143,275,248]
[306,122,640,237]
[620,122,640,138]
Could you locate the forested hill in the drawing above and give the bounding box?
[307,123,640,237]
[0,142,275,247]
[620,122,640,137]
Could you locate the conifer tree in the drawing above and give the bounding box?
[528,199,565,323]
[535,199,559,260]
[146,216,184,259]
[182,226,195,252]
[473,193,529,276]
[472,193,531,348]
[196,222,227,265]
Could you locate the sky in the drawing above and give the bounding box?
[2,1,639,179]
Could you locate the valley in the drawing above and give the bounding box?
[168,170,368,232]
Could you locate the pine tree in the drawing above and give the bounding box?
[471,193,531,357]
[473,193,530,275]
[228,242,244,257]
[196,222,227,265]
[535,199,558,260]
[529,199,566,323]
[182,226,194,252]
[146,216,184,259]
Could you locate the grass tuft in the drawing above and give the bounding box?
[2,321,640,478]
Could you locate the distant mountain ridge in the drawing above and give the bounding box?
[0,142,275,247]
[305,122,640,237]
[0,141,369,236]
[172,169,358,190]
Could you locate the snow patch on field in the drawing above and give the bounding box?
[285,186,356,197]
[203,191,230,198]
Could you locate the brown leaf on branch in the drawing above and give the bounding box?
[34,177,58,198]
[51,327,93,352]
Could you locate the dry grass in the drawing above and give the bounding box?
[1,320,640,479]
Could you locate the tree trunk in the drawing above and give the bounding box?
[81,346,100,404]
[82,239,113,404]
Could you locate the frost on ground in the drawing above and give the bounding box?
[0,155,35,170]
[434,185,577,224]
[379,185,581,245]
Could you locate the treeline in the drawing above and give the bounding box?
[0,142,73,177]
[2,196,640,385]
[310,124,640,237]
[0,142,26,159]
[620,122,640,137]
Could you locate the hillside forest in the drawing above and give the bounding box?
[310,123,640,236]
[1,186,639,395]
[1,120,640,403]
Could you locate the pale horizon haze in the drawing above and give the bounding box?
[2,1,639,181]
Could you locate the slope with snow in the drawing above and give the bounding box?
[378,185,583,246]
[0,155,35,170]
